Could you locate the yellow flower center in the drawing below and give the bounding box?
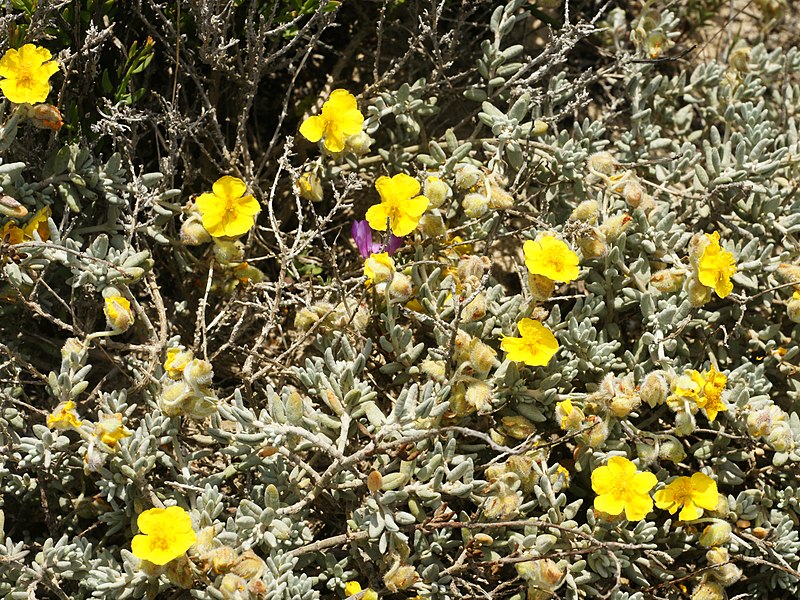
[668,478,694,505]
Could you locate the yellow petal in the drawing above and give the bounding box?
[137,507,167,535]
[678,500,702,521]
[653,488,675,511]
[299,115,325,142]
[632,471,658,494]
[195,192,222,215]
[690,473,719,510]
[200,210,225,237]
[326,89,358,112]
[323,126,346,153]
[222,213,255,237]
[236,194,261,216]
[20,43,53,64]
[590,465,614,495]
[339,108,365,135]
[212,176,247,200]
[391,211,420,237]
[623,493,653,520]
[389,173,422,201]
[404,194,430,217]
[375,175,398,204]
[365,203,390,232]
[594,492,624,516]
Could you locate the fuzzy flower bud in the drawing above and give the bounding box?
[231,550,266,580]
[388,272,413,303]
[582,416,609,448]
[384,561,419,592]
[183,358,214,389]
[462,192,490,218]
[469,339,497,377]
[641,371,670,407]
[651,268,685,293]
[424,175,452,208]
[345,131,372,156]
[587,152,616,177]
[570,200,599,223]
[0,195,28,218]
[577,230,608,258]
[488,186,514,210]
[532,119,549,136]
[659,436,687,463]
[599,213,632,241]
[28,103,63,131]
[462,293,487,322]
[180,215,212,245]
[296,172,324,202]
[465,380,492,414]
[454,164,482,190]
[692,580,725,600]
[787,291,800,323]
[417,213,447,237]
[458,255,489,281]
[210,546,238,573]
[219,573,249,600]
[686,274,713,307]
[104,295,134,332]
[699,521,732,547]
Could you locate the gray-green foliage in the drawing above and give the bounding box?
[3,0,800,599]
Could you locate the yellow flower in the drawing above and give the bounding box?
[0,220,25,244]
[0,44,59,105]
[344,581,378,600]
[555,399,584,430]
[104,295,134,331]
[131,506,197,565]
[94,413,131,449]
[164,347,194,379]
[523,235,580,282]
[671,370,705,402]
[654,472,718,521]
[299,89,364,153]
[46,400,82,429]
[698,366,727,422]
[195,176,260,238]
[364,252,395,286]
[365,174,430,237]
[22,206,51,241]
[591,456,657,520]
[500,318,559,367]
[697,232,736,298]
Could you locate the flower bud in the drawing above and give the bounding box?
[462,192,490,218]
[367,470,383,493]
[220,573,249,600]
[104,295,134,332]
[577,231,607,258]
[421,359,446,381]
[599,213,632,241]
[555,399,584,431]
[644,31,670,59]
[294,307,319,331]
[587,152,616,177]
[622,179,644,208]
[528,273,555,301]
[699,521,732,547]
[501,415,536,440]
[231,550,266,580]
[729,46,750,73]
[691,580,724,600]
[465,380,492,414]
[532,120,548,136]
[674,410,696,436]
[458,255,488,281]
[767,422,793,452]
[213,239,245,264]
[388,272,413,303]
[295,172,324,202]
[424,175,451,208]
[364,252,395,286]
[570,200,599,223]
[345,131,372,156]
[61,337,88,362]
[582,416,609,448]
[776,263,800,288]
[686,274,712,307]
[384,561,419,592]
[650,268,685,293]
[417,213,447,237]
[28,103,63,131]
[165,347,194,379]
[159,380,191,417]
[488,186,514,210]
[183,358,214,389]
[462,293,487,322]
[640,371,669,407]
[787,291,800,323]
[658,435,687,463]
[454,164,482,190]
[210,546,238,573]
[469,339,497,377]
[180,215,212,245]
[0,195,28,218]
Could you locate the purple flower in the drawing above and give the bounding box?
[352,220,403,258]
